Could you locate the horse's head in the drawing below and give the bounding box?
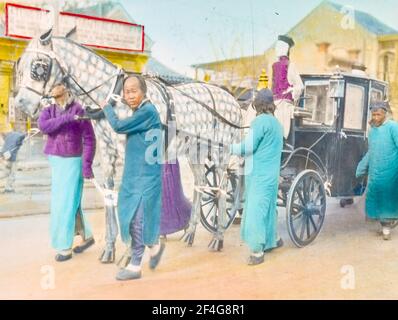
[14,29,65,119]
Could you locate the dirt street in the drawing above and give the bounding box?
[2,159,398,300]
[1,192,398,300]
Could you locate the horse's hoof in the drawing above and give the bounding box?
[116,247,132,268]
[99,247,115,264]
[208,238,223,252]
[117,253,131,268]
[181,230,195,247]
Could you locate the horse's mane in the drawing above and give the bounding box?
[49,37,117,106]
[53,36,115,69]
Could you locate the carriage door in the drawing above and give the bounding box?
[335,78,369,198]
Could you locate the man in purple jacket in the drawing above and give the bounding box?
[272,35,303,140]
[38,84,96,262]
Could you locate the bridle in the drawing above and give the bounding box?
[18,44,120,107]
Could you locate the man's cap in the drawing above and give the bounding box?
[254,88,274,105]
[370,101,389,112]
[352,62,367,71]
[278,35,295,48]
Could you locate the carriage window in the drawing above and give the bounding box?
[303,83,335,126]
[344,84,365,130]
[370,89,383,105]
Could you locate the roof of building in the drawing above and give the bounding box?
[64,1,126,20]
[193,1,398,69]
[327,1,397,35]
[191,55,266,71]
[145,57,192,84]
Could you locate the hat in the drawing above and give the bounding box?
[254,89,274,105]
[352,62,367,71]
[370,101,389,112]
[278,35,295,48]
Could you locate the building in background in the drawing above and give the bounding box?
[0,0,153,132]
[193,1,398,116]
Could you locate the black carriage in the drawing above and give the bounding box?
[200,71,389,248]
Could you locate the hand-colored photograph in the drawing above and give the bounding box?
[1,0,398,301]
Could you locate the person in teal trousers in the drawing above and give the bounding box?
[231,89,284,265]
[356,101,398,240]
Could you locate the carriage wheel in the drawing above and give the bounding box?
[286,170,326,248]
[199,162,242,233]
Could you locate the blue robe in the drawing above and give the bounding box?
[49,156,93,251]
[103,102,162,245]
[356,120,398,220]
[1,131,25,162]
[231,114,283,252]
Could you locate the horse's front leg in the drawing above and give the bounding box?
[181,163,204,247]
[95,133,120,264]
[99,178,118,263]
[208,165,228,252]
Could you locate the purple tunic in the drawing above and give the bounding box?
[38,101,96,178]
[272,56,293,102]
[160,161,192,235]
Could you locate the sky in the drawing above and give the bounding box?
[120,0,398,77]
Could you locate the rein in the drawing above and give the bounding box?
[23,43,247,133]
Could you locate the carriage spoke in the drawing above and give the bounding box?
[225,209,233,220]
[201,198,214,207]
[212,170,218,188]
[299,216,307,240]
[303,177,310,203]
[309,214,318,232]
[296,189,306,207]
[292,210,304,221]
[205,175,213,188]
[203,190,216,198]
[306,215,311,238]
[205,203,216,220]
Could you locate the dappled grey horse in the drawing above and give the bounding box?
[14,29,243,266]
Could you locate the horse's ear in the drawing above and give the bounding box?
[65,26,77,39]
[39,28,53,46]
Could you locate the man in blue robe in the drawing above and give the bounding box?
[231,89,284,265]
[102,75,165,280]
[0,130,25,193]
[356,101,398,240]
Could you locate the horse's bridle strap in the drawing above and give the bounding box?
[24,48,117,106]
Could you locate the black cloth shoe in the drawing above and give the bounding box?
[247,254,265,266]
[116,269,142,281]
[149,242,166,270]
[73,238,95,254]
[264,238,284,253]
[55,253,72,262]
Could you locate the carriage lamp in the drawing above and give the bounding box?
[329,74,345,99]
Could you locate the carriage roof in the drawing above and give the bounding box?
[300,73,388,86]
